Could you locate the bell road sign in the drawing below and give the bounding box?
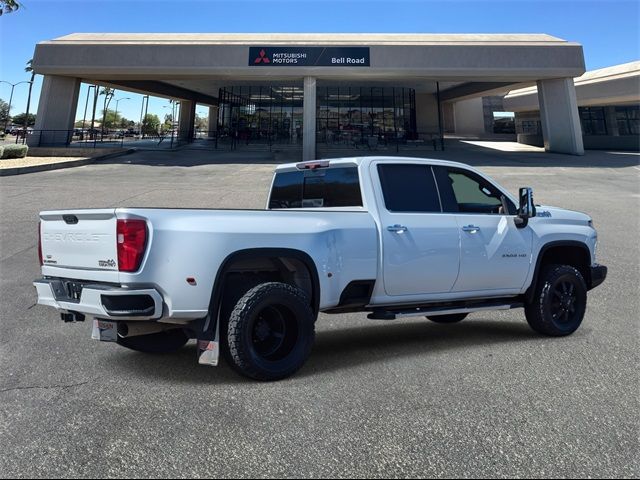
[249,47,370,67]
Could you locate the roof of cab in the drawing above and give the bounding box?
[275,156,472,172]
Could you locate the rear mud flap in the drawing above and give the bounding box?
[197,313,220,367]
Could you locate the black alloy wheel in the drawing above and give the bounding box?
[525,264,588,336]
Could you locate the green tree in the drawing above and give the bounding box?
[0,98,9,126]
[11,112,36,127]
[0,0,20,15]
[195,113,208,131]
[163,113,173,132]
[101,109,124,130]
[142,113,160,135]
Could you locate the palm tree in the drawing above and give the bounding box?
[23,59,35,136]
[0,0,21,16]
[99,87,115,137]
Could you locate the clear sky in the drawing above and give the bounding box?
[1,0,638,124]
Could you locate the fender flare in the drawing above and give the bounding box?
[525,240,592,303]
[200,248,321,339]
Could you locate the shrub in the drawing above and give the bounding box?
[1,144,28,159]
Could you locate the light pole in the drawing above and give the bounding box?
[113,97,130,131]
[163,100,177,147]
[197,109,207,138]
[1,80,32,133]
[139,95,149,138]
[114,97,130,146]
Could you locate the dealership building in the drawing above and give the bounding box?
[30,33,589,159]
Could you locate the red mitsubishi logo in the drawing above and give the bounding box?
[254,49,270,64]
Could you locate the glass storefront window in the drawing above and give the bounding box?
[316,86,416,146]
[217,85,417,146]
[579,107,607,135]
[616,106,639,136]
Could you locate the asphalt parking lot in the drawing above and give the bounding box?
[1,143,638,478]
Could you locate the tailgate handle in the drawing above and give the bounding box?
[63,215,79,225]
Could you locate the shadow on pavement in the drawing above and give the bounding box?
[300,319,541,378]
[103,147,279,167]
[112,319,544,385]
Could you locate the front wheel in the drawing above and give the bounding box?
[226,282,315,381]
[525,264,587,336]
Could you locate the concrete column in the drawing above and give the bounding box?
[208,106,218,138]
[415,93,439,134]
[452,97,485,135]
[303,77,316,161]
[178,100,196,142]
[537,78,584,155]
[29,75,81,146]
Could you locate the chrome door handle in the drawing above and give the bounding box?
[462,225,481,233]
[387,224,408,234]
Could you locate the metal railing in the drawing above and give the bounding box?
[197,129,445,152]
[5,129,187,150]
[3,128,445,153]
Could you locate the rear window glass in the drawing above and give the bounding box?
[269,166,363,209]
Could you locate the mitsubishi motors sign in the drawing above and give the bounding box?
[249,47,370,67]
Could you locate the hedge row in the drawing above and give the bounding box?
[1,144,29,159]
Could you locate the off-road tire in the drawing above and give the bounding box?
[426,313,468,323]
[525,264,587,336]
[117,329,189,353]
[226,282,315,381]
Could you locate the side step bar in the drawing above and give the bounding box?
[367,300,524,320]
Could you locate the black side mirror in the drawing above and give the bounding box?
[515,187,536,228]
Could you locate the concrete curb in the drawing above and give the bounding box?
[0,148,137,176]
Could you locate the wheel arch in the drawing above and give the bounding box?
[207,248,321,326]
[526,240,592,302]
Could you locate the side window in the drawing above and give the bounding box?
[377,164,441,213]
[434,167,515,215]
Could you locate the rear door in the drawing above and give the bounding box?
[40,209,119,271]
[372,162,460,296]
[433,166,532,292]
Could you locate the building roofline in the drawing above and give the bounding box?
[505,61,640,98]
[43,32,577,47]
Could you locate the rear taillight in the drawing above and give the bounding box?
[38,221,43,266]
[116,219,147,272]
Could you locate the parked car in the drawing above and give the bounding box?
[34,157,606,380]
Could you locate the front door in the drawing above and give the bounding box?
[373,162,460,296]
[433,166,533,293]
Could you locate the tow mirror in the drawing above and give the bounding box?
[515,187,536,228]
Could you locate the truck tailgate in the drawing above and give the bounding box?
[40,209,119,271]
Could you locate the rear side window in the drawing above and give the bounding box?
[377,164,441,212]
[269,166,363,208]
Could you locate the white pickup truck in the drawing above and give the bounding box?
[34,157,607,381]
